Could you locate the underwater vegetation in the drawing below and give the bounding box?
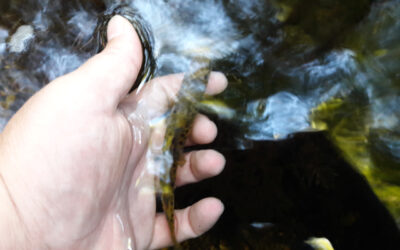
[1,0,400,249]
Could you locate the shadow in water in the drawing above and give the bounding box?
[177,128,400,249]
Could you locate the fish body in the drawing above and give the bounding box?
[160,60,210,248]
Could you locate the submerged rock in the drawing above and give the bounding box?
[9,25,34,53]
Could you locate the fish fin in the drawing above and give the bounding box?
[177,156,186,168]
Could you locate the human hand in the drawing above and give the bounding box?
[0,16,226,250]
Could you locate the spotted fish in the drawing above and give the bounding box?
[159,58,210,248]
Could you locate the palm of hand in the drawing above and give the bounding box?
[0,16,226,250]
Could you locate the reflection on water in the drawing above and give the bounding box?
[1,0,400,248]
[244,91,310,140]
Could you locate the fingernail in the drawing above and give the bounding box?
[107,15,125,41]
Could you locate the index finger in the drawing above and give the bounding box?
[119,71,228,118]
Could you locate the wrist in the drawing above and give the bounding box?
[0,174,30,249]
[0,133,31,250]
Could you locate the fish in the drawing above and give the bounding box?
[159,58,210,248]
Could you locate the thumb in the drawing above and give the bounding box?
[75,15,143,109]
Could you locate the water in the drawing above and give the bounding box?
[1,0,400,248]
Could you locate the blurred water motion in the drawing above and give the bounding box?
[1,0,400,248]
[244,92,310,140]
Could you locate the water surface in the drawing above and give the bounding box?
[1,0,400,248]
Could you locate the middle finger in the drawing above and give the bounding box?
[175,149,225,187]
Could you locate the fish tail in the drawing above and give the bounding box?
[161,191,180,248]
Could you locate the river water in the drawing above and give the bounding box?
[1,0,400,249]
